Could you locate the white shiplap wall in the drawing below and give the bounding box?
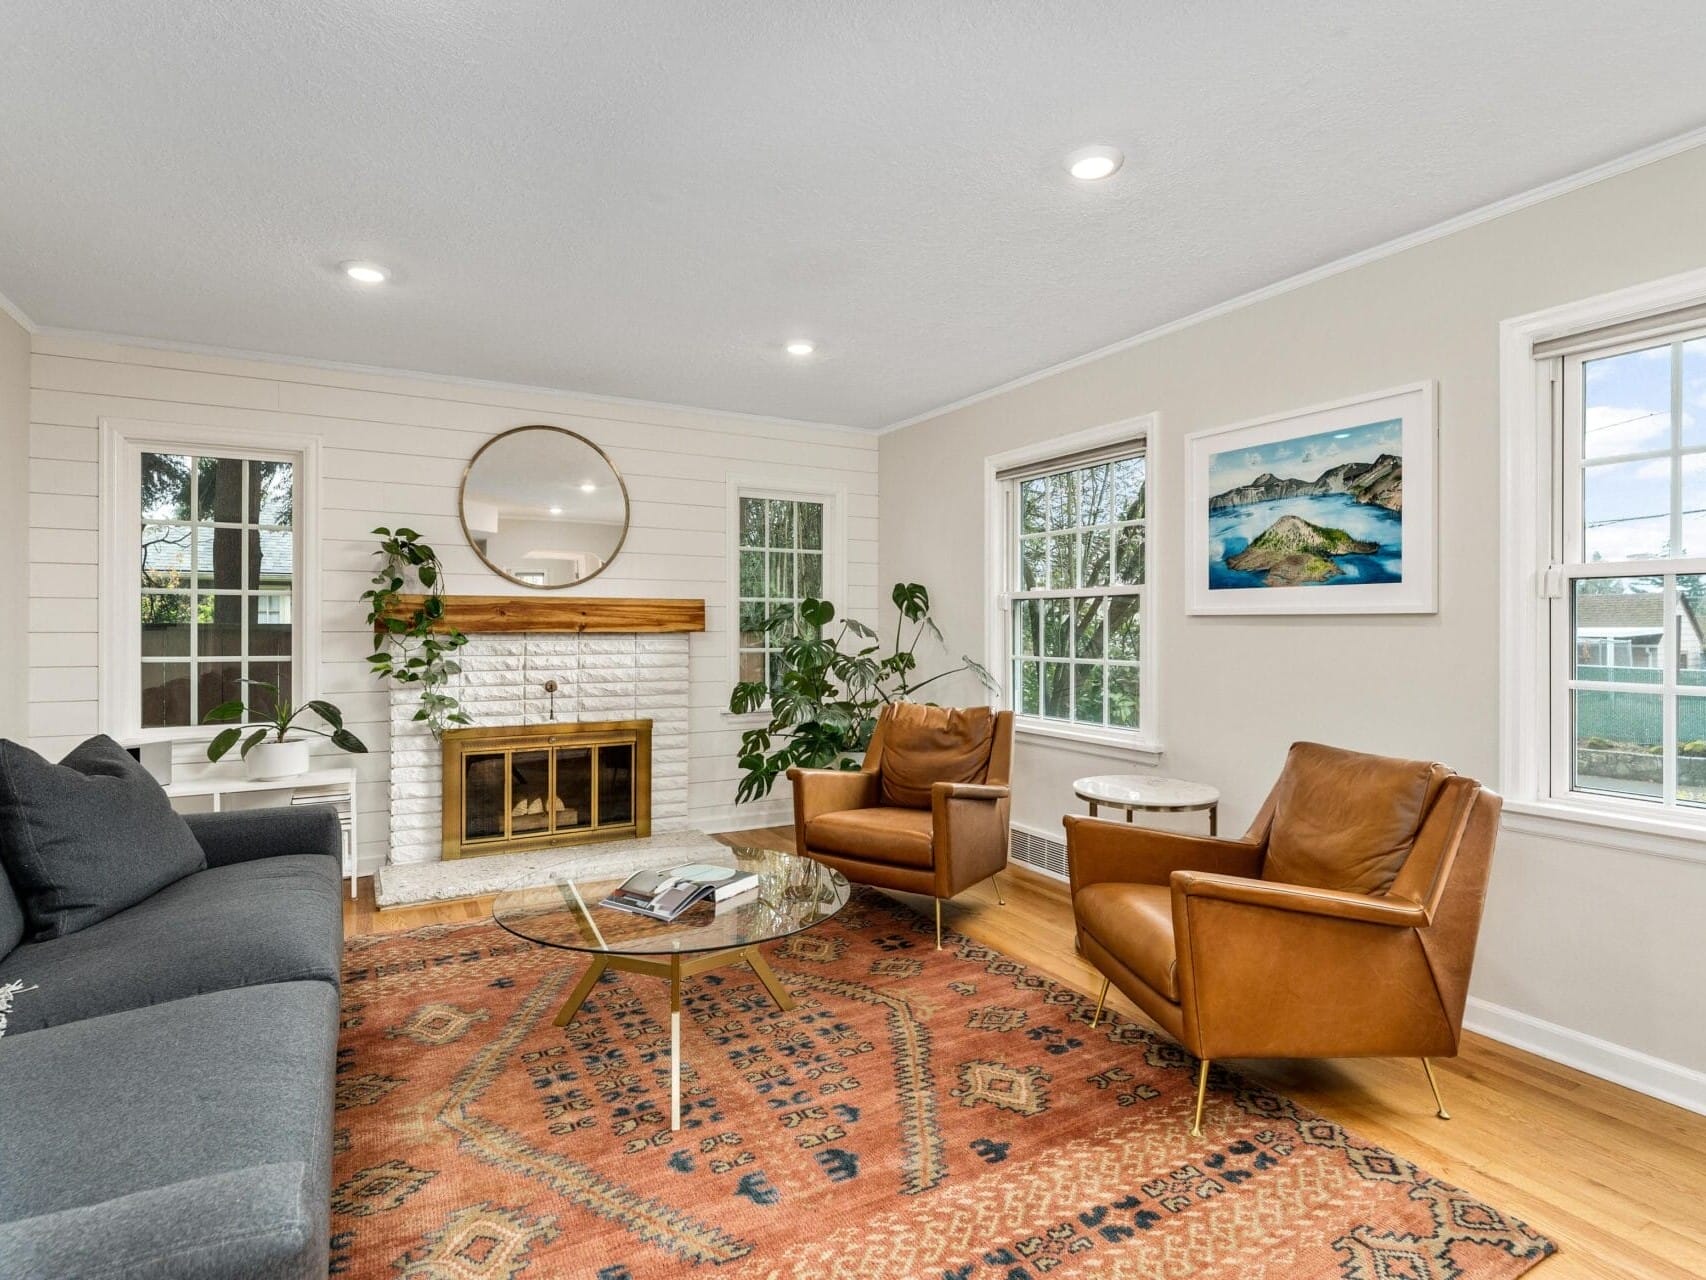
[24,335,878,872]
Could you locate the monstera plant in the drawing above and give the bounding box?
[728,582,993,803]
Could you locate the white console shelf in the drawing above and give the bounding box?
[164,767,360,898]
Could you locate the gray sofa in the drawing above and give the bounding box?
[0,805,344,1280]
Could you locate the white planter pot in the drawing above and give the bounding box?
[245,739,311,781]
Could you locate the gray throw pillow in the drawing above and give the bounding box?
[0,864,22,956]
[0,736,207,941]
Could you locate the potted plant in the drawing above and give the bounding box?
[203,679,368,780]
[362,526,472,736]
[728,582,993,802]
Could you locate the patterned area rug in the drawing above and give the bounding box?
[333,889,1554,1278]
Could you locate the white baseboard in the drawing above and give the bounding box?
[1463,996,1706,1116]
[689,799,793,834]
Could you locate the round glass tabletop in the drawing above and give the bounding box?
[491,844,850,957]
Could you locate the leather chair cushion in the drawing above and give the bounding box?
[878,703,997,809]
[1074,882,1179,1001]
[806,807,935,869]
[1263,742,1450,896]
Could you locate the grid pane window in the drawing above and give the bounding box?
[1008,449,1145,733]
[736,495,827,694]
[139,451,296,728]
[1558,329,1706,810]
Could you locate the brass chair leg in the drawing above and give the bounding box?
[990,873,1005,906]
[934,898,942,949]
[1089,977,1109,1028]
[1190,1059,1211,1137]
[1421,1057,1450,1120]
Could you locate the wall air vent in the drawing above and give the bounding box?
[1010,825,1069,880]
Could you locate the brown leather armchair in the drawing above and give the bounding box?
[1066,741,1500,1134]
[788,702,1014,947]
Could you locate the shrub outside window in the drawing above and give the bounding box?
[736,494,826,695]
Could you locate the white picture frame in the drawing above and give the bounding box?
[1185,381,1437,615]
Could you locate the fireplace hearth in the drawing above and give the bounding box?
[440,720,652,859]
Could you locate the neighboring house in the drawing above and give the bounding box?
[1573,590,1706,677]
[140,526,294,631]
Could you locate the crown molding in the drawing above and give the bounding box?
[0,284,36,333]
[879,123,1706,435]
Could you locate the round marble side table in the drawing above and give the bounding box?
[1072,774,1221,836]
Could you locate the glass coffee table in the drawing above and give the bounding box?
[492,844,850,1129]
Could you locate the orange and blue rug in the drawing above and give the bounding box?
[331,889,1554,1278]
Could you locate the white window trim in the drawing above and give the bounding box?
[723,477,847,718]
[983,414,1162,761]
[1500,267,1706,865]
[98,417,323,744]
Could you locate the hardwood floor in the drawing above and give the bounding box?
[346,827,1706,1279]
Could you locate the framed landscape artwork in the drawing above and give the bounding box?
[1185,382,1436,614]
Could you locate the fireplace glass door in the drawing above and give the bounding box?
[463,753,506,841]
[598,743,634,825]
[554,748,593,832]
[510,750,551,835]
[442,720,651,858]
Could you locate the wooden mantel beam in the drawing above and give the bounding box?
[385,595,706,634]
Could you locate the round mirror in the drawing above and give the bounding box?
[460,426,630,589]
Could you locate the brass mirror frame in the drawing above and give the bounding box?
[459,424,631,590]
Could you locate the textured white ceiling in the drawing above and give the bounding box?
[2,2,1704,429]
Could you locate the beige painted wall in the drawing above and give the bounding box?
[881,146,1706,1092]
[0,309,28,738]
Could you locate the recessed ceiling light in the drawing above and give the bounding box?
[340,261,389,284]
[548,505,564,515]
[1065,145,1123,182]
[785,339,816,357]
[579,482,597,493]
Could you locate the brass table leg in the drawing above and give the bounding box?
[742,946,797,1012]
[548,944,801,1133]
[552,954,610,1028]
[669,955,682,1131]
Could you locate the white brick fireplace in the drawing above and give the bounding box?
[386,631,691,865]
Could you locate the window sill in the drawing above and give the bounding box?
[1501,797,1706,867]
[1013,717,1163,764]
[117,724,226,747]
[720,708,770,725]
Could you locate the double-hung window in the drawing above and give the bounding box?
[999,442,1148,739]
[1546,323,1706,813]
[103,421,318,739]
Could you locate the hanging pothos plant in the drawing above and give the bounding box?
[362,526,472,736]
[728,582,994,803]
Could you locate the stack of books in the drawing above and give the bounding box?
[600,863,761,922]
